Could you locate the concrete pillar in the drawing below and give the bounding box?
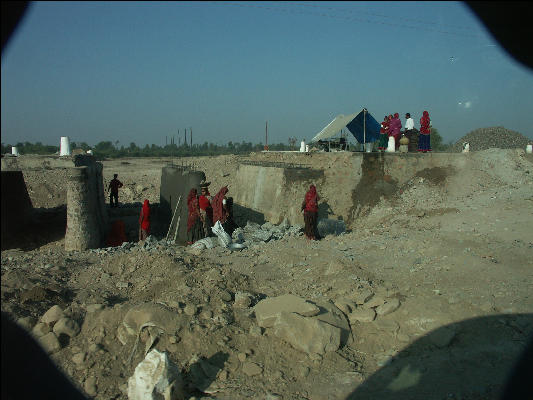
[65,167,101,251]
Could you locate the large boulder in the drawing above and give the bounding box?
[254,294,320,328]
[273,311,341,356]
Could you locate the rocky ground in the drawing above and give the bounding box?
[2,149,533,400]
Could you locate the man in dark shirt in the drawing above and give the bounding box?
[108,173,123,208]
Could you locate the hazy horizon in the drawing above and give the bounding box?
[2,2,533,148]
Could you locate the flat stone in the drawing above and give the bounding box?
[84,376,97,397]
[234,292,253,308]
[354,289,374,305]
[375,298,401,316]
[429,326,456,348]
[364,296,385,309]
[348,308,376,323]
[373,319,400,333]
[53,317,80,338]
[123,303,185,337]
[254,294,320,328]
[41,305,64,325]
[237,352,247,362]
[273,311,341,356]
[72,352,87,365]
[219,290,233,302]
[334,299,353,315]
[32,322,51,337]
[242,362,263,376]
[38,332,61,354]
[184,304,198,316]
[249,324,262,336]
[200,310,213,319]
[17,316,35,331]
[86,304,104,313]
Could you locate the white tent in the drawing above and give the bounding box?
[310,113,358,143]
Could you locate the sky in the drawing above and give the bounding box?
[2,1,533,148]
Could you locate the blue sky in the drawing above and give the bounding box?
[2,1,533,147]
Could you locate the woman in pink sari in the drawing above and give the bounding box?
[389,113,402,149]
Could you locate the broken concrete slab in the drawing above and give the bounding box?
[122,303,185,338]
[272,311,341,356]
[53,317,80,338]
[41,305,64,325]
[254,294,320,328]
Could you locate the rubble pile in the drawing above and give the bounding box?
[451,126,532,152]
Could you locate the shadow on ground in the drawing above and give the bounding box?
[345,314,533,400]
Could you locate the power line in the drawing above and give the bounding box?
[283,1,476,32]
[208,1,485,39]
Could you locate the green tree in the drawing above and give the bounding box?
[431,127,447,151]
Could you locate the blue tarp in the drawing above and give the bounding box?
[346,109,381,143]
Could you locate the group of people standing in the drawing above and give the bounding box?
[378,111,432,152]
[186,181,237,244]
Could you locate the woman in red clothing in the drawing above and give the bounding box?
[389,113,402,149]
[138,199,151,241]
[418,110,432,152]
[186,188,203,244]
[301,184,319,240]
[198,181,213,237]
[378,116,389,151]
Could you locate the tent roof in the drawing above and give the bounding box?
[311,109,381,143]
[310,113,358,142]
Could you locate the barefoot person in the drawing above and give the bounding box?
[301,184,319,240]
[138,199,151,241]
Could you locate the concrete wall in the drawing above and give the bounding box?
[231,152,469,226]
[65,156,108,251]
[159,166,206,243]
[1,171,33,245]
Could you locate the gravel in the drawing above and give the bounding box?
[451,126,533,152]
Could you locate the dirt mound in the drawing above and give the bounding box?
[451,126,532,152]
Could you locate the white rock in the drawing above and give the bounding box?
[32,322,50,337]
[127,349,183,400]
[41,305,64,325]
[53,317,80,338]
[38,332,61,354]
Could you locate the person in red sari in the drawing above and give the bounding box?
[301,184,319,240]
[389,113,402,149]
[378,116,389,151]
[198,181,213,237]
[138,199,151,241]
[186,188,203,244]
[418,110,432,152]
[212,186,238,236]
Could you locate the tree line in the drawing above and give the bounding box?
[1,128,451,159]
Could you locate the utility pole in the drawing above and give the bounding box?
[190,127,192,147]
[166,136,167,146]
[184,128,187,147]
[265,121,268,151]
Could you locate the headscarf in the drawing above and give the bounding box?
[389,114,401,136]
[304,185,319,213]
[187,188,200,231]
[380,117,388,134]
[394,113,399,118]
[140,199,150,232]
[212,186,229,224]
[420,110,431,134]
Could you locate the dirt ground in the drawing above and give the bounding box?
[1,150,533,400]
